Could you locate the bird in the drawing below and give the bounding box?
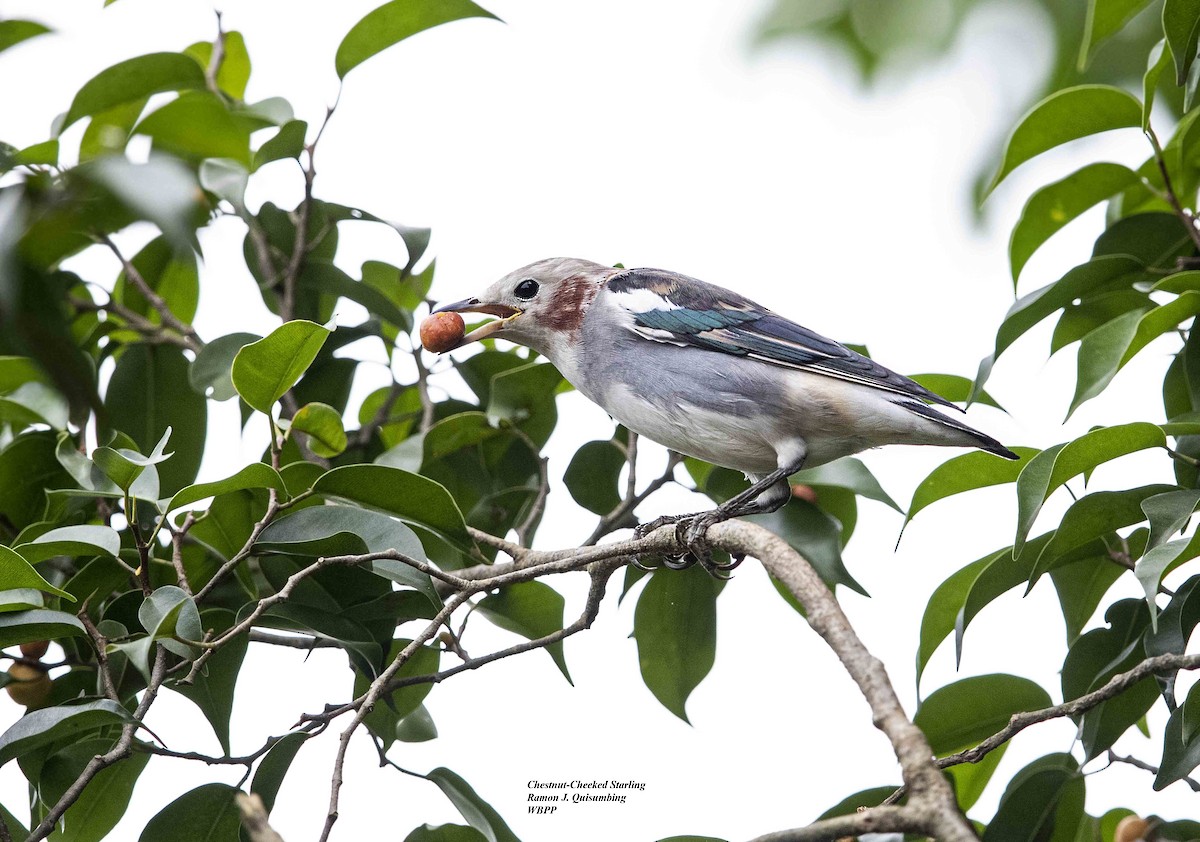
[433,257,1017,572]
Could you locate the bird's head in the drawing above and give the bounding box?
[432,257,621,359]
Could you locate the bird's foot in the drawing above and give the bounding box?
[634,510,745,578]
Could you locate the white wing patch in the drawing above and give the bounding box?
[610,287,679,314]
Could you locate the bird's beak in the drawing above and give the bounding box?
[431,298,523,344]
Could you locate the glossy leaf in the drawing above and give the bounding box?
[915,674,1052,755]
[250,733,308,814]
[48,739,149,842]
[134,92,253,166]
[0,609,86,649]
[1164,0,1200,83]
[63,53,206,129]
[355,639,440,751]
[253,120,307,171]
[232,320,331,414]
[190,332,260,401]
[184,31,250,99]
[477,581,571,682]
[164,463,285,513]
[404,827,488,842]
[1158,692,1200,789]
[563,439,626,515]
[1145,39,1172,128]
[1010,163,1139,282]
[1027,485,1176,590]
[138,783,241,842]
[336,0,501,78]
[908,373,1004,409]
[174,609,245,754]
[425,767,522,842]
[0,20,50,55]
[312,464,473,552]
[0,699,131,767]
[105,345,205,495]
[918,554,994,685]
[1050,551,1129,644]
[396,704,438,742]
[1014,424,1166,556]
[907,447,1037,527]
[289,401,347,457]
[633,568,720,722]
[791,457,900,511]
[1081,0,1155,68]
[0,545,74,600]
[986,86,1141,196]
[256,504,439,605]
[982,755,1082,842]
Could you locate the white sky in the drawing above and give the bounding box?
[2,0,1197,840]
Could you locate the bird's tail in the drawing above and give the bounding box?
[894,400,1019,460]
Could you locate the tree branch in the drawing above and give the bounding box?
[99,234,202,351]
[27,645,170,842]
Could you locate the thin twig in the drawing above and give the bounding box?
[1146,127,1200,254]
[28,646,170,842]
[99,234,202,351]
[204,12,227,97]
[1107,750,1200,792]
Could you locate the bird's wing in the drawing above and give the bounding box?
[606,268,960,411]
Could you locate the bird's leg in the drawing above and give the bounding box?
[681,460,804,575]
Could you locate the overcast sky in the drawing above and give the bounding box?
[2,0,1196,840]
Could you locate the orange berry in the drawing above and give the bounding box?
[420,312,466,353]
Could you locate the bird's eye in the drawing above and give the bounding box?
[514,279,539,300]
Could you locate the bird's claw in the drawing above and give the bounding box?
[635,510,745,578]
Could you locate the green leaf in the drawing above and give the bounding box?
[982,755,1082,842]
[165,463,285,513]
[0,609,86,649]
[184,31,250,99]
[1081,0,1155,69]
[477,581,571,682]
[985,86,1142,197]
[199,158,248,213]
[915,674,1052,755]
[79,98,146,162]
[563,439,626,515]
[487,361,562,448]
[250,733,308,815]
[92,427,173,494]
[0,545,73,600]
[791,457,900,511]
[1071,294,1200,417]
[1070,309,1144,417]
[84,156,201,251]
[0,20,51,55]
[1062,600,1156,758]
[1158,691,1200,788]
[0,699,131,767]
[396,704,438,742]
[312,464,473,552]
[1010,163,1140,283]
[1028,486,1176,590]
[174,609,244,754]
[47,740,148,842]
[404,827,488,842]
[1145,574,1200,657]
[232,320,331,414]
[63,53,206,129]
[289,402,347,457]
[16,525,120,562]
[906,448,1037,527]
[253,120,307,171]
[189,332,259,402]
[256,504,438,605]
[948,743,1008,812]
[1165,0,1200,84]
[336,0,501,78]
[355,638,440,751]
[297,262,414,333]
[1143,489,1200,550]
[1145,40,1172,129]
[1050,552,1129,644]
[815,786,898,819]
[633,568,720,723]
[112,236,199,325]
[425,767,522,842]
[918,554,993,685]
[1014,424,1167,557]
[134,92,253,166]
[1052,292,1152,354]
[105,344,206,495]
[137,585,203,663]
[138,783,241,842]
